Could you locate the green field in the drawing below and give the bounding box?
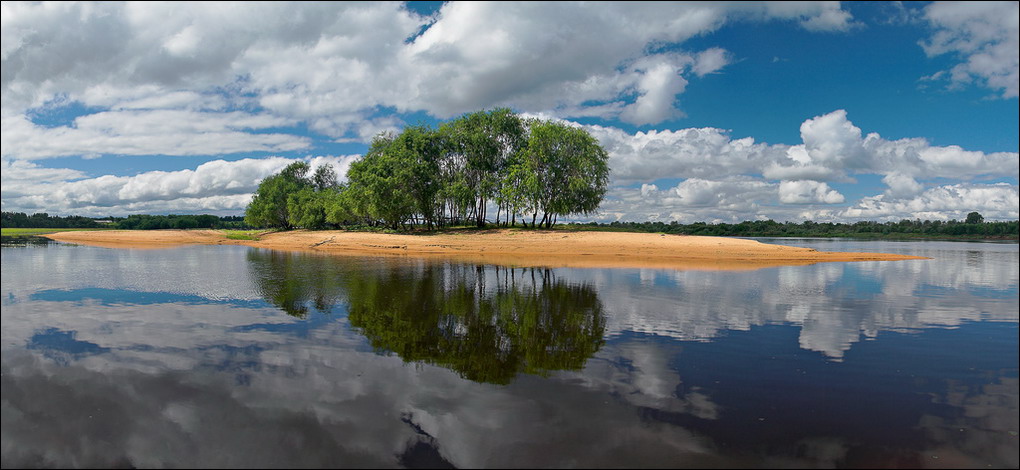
[0,227,109,236]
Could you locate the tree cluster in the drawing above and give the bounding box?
[578,214,1018,239]
[114,214,223,230]
[1,212,103,229]
[1,212,252,230]
[244,108,610,230]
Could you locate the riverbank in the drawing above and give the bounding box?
[42,229,928,270]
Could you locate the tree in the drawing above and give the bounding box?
[244,162,312,229]
[345,132,420,230]
[243,109,610,230]
[966,211,984,224]
[440,108,526,227]
[287,187,330,229]
[311,163,338,191]
[512,120,610,228]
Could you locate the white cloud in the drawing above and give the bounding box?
[0,159,85,185]
[778,180,845,204]
[798,5,855,32]
[619,59,689,125]
[581,109,1016,222]
[692,47,732,77]
[599,177,777,223]
[921,1,1020,98]
[0,155,360,216]
[840,183,1019,221]
[799,109,868,169]
[2,1,857,143]
[590,109,1017,186]
[1,111,310,160]
[881,172,925,198]
[588,125,787,183]
[2,3,1015,223]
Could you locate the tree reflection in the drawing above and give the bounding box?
[246,249,350,318]
[247,250,606,384]
[1,235,55,247]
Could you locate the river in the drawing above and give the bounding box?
[1,236,1016,468]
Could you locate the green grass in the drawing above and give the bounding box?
[222,229,264,240]
[1,227,109,236]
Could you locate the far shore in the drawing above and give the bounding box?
[41,229,928,270]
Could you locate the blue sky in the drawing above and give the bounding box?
[2,1,1017,222]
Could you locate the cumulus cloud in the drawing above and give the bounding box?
[1,111,310,160]
[799,109,868,169]
[778,180,845,204]
[1,155,360,216]
[591,109,1016,186]
[600,177,778,223]
[0,159,86,187]
[2,1,857,143]
[580,109,1017,222]
[2,3,1014,223]
[921,1,1020,98]
[587,125,786,183]
[881,172,925,199]
[840,183,1019,221]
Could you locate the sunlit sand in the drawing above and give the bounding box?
[43,229,928,271]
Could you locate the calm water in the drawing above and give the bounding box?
[1,237,1017,468]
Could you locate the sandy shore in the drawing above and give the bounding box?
[41,229,928,270]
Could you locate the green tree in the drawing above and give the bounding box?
[514,120,610,227]
[324,184,363,227]
[311,163,338,191]
[966,211,984,224]
[286,187,330,229]
[243,109,609,230]
[244,162,312,229]
[440,108,526,227]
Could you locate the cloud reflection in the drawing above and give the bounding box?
[1,240,1017,467]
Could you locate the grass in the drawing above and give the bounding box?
[222,229,265,241]
[1,227,109,236]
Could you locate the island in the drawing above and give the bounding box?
[42,229,928,271]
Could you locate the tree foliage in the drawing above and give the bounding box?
[1,212,252,230]
[244,161,313,229]
[243,108,610,230]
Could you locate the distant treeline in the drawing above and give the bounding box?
[570,215,1018,239]
[244,108,610,230]
[1,212,252,230]
[3,210,1015,239]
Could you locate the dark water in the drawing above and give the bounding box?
[1,237,1017,468]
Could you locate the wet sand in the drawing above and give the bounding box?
[42,229,928,270]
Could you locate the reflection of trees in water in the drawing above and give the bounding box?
[1,236,55,247]
[246,249,350,318]
[246,250,606,384]
[347,263,606,384]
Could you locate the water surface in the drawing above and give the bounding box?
[2,237,1017,468]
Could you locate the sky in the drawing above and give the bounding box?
[1,1,1017,223]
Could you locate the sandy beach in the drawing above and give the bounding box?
[41,229,928,270]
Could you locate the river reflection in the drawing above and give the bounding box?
[247,250,605,384]
[1,238,1017,468]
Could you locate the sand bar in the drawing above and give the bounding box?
[41,229,928,271]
